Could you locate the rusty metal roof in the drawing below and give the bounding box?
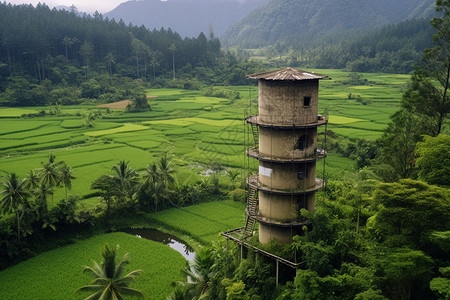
[247,67,323,81]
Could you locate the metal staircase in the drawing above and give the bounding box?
[243,186,258,238]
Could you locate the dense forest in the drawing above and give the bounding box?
[280,18,436,73]
[0,3,259,107]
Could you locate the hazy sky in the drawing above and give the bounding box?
[5,0,128,13]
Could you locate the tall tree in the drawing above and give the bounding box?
[401,0,450,135]
[76,244,145,299]
[39,154,61,206]
[59,162,75,200]
[415,134,450,187]
[377,109,425,181]
[169,43,176,80]
[111,160,138,203]
[0,173,30,243]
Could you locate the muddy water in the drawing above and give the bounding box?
[122,228,195,261]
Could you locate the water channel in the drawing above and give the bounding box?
[122,228,196,261]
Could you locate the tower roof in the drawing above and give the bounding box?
[247,67,323,81]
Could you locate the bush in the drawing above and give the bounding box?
[228,188,246,202]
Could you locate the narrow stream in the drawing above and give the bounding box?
[122,228,196,261]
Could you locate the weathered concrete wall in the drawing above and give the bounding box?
[259,193,297,220]
[259,127,317,159]
[259,223,300,244]
[259,161,316,190]
[258,191,316,221]
[258,79,319,125]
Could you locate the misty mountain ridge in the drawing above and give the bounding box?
[105,0,270,38]
[221,0,437,48]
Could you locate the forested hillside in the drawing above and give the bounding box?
[105,0,270,38]
[283,18,435,73]
[222,0,436,48]
[0,3,259,107]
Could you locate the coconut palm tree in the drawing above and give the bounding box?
[179,247,215,298]
[157,155,175,188]
[112,160,138,203]
[33,182,52,215]
[76,244,145,300]
[59,162,75,200]
[39,154,61,206]
[149,180,167,212]
[0,173,30,243]
[25,169,41,190]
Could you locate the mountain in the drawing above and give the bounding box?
[221,0,437,48]
[105,0,270,38]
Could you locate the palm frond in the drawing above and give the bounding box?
[118,287,146,298]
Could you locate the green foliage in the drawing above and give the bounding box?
[228,188,246,202]
[381,248,434,300]
[377,109,426,180]
[430,266,450,299]
[415,134,450,187]
[371,179,450,248]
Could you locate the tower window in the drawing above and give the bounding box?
[297,135,308,150]
[298,166,308,179]
[304,96,311,107]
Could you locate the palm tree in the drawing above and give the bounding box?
[157,155,175,189]
[33,182,52,215]
[25,169,40,190]
[39,154,61,206]
[0,173,30,243]
[149,180,167,212]
[141,163,159,188]
[59,162,75,200]
[179,247,215,298]
[76,244,145,299]
[112,160,138,203]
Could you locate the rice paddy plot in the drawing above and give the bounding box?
[148,200,245,245]
[332,127,383,140]
[0,120,52,135]
[85,123,150,137]
[328,115,365,125]
[59,119,83,128]
[0,107,41,117]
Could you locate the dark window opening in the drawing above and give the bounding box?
[304,96,311,107]
[297,135,308,150]
[298,165,308,179]
[297,195,307,210]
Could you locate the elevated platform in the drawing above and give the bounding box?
[247,174,324,195]
[247,147,326,163]
[221,227,306,269]
[246,115,327,129]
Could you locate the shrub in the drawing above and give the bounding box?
[228,188,246,202]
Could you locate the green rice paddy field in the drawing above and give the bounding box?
[0,70,409,208]
[0,232,186,300]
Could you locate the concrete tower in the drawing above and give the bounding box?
[245,68,327,244]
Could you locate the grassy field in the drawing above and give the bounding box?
[0,70,408,208]
[0,232,186,300]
